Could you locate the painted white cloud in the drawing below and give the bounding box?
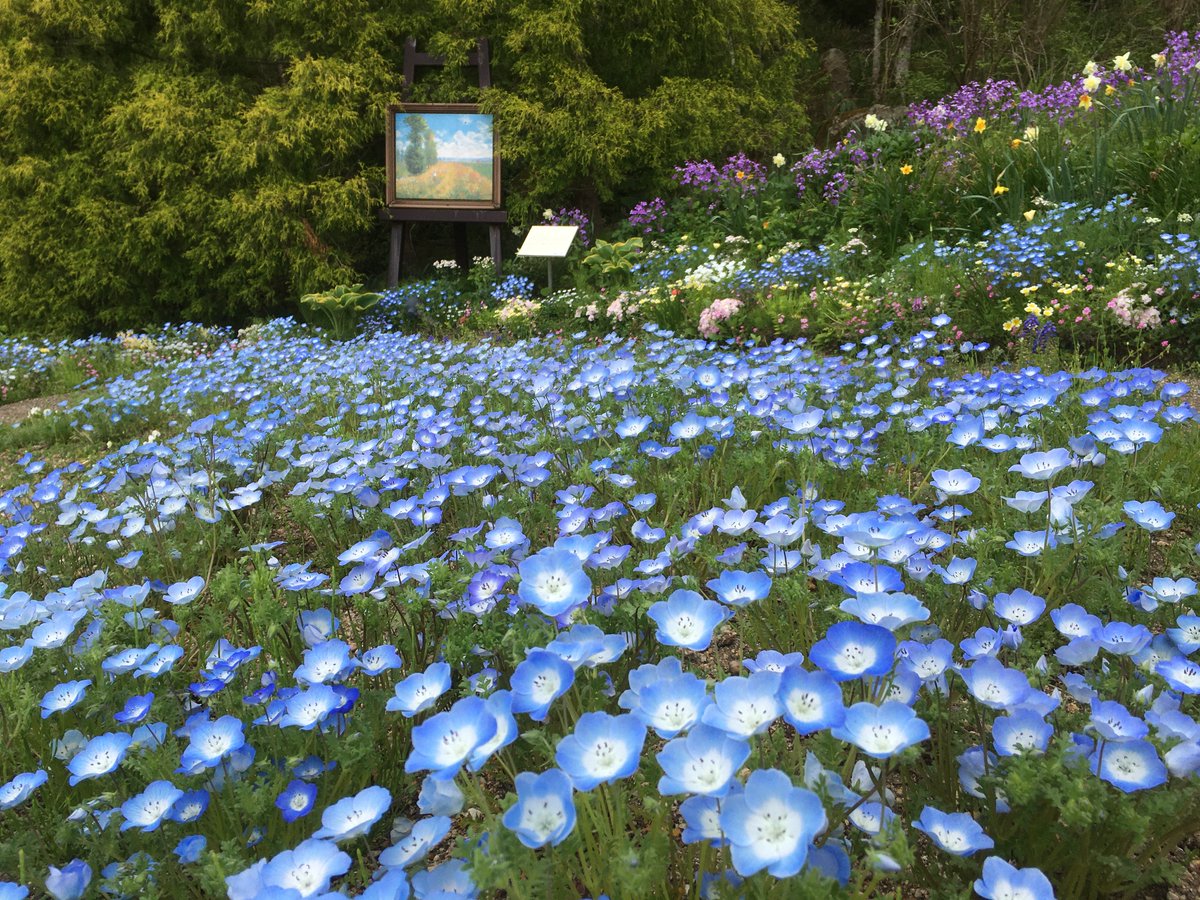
[437,128,492,160]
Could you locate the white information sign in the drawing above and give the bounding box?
[516,225,578,258]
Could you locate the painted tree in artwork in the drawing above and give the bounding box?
[403,114,435,175]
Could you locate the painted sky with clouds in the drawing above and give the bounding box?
[425,113,493,160]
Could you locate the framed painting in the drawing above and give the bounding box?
[385,103,500,208]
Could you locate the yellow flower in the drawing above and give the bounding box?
[1105,84,1116,96]
[772,153,786,168]
[1023,125,1040,141]
[993,183,1009,195]
[1041,305,1054,317]
[1114,52,1132,73]
[1003,317,1023,332]
[1024,301,1041,314]
[735,170,746,181]
[1153,52,1167,69]
[1083,60,1099,76]
[900,163,913,175]
[1023,210,1036,221]
[1079,94,1093,109]
[1083,74,1102,93]
[973,117,987,133]
[1010,138,1022,149]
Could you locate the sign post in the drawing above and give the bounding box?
[515,225,578,293]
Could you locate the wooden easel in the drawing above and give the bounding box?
[383,37,506,287]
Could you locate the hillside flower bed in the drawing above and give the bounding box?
[0,315,1198,898]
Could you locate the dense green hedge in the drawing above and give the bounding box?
[0,0,810,335]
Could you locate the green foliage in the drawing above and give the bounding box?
[299,282,382,340]
[579,237,643,287]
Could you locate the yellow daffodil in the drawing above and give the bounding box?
[772,153,786,167]
[1083,74,1102,93]
[1079,94,1093,109]
[993,183,1009,195]
[1023,125,1040,141]
[1105,84,1116,96]
[1011,138,1022,149]
[973,117,987,133]
[1153,52,1167,69]
[1114,52,1132,72]
[1083,60,1099,76]
[1023,210,1036,221]
[900,163,913,175]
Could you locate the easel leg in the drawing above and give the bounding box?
[490,225,502,277]
[454,223,469,271]
[388,223,404,287]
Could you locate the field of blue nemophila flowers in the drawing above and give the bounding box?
[1,315,1199,900]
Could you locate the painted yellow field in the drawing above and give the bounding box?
[394,161,493,201]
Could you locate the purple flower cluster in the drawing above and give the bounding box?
[675,154,767,195]
[546,207,592,247]
[628,197,668,235]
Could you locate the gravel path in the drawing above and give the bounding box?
[0,393,73,426]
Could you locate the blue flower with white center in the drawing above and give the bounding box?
[174,835,206,865]
[647,589,730,652]
[379,815,452,868]
[466,689,518,772]
[40,679,91,719]
[295,639,357,685]
[959,656,1032,710]
[897,638,954,682]
[0,639,33,673]
[516,546,592,618]
[298,609,339,647]
[912,806,993,856]
[0,884,27,900]
[0,769,47,810]
[275,779,318,822]
[706,570,772,607]
[313,785,392,842]
[657,723,750,798]
[555,711,646,790]
[993,588,1046,626]
[164,575,205,605]
[177,715,244,773]
[360,644,403,677]
[778,667,845,734]
[631,672,710,738]
[45,859,91,900]
[120,779,184,832]
[510,649,575,722]
[1089,699,1149,742]
[135,644,184,679]
[992,709,1053,756]
[719,768,827,878]
[974,856,1055,900]
[418,774,464,817]
[260,838,351,896]
[114,692,154,724]
[743,649,803,674]
[938,556,977,585]
[1157,656,1200,694]
[700,671,782,738]
[406,696,497,781]
[502,769,576,849]
[1124,500,1175,532]
[1051,603,1100,640]
[67,732,133,786]
[279,684,342,730]
[680,791,736,846]
[839,591,930,631]
[412,858,476,898]
[830,701,930,758]
[1008,448,1072,481]
[167,789,209,824]
[1090,739,1168,792]
[931,468,980,497]
[1096,622,1152,656]
[485,517,527,552]
[810,621,896,681]
[386,662,451,717]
